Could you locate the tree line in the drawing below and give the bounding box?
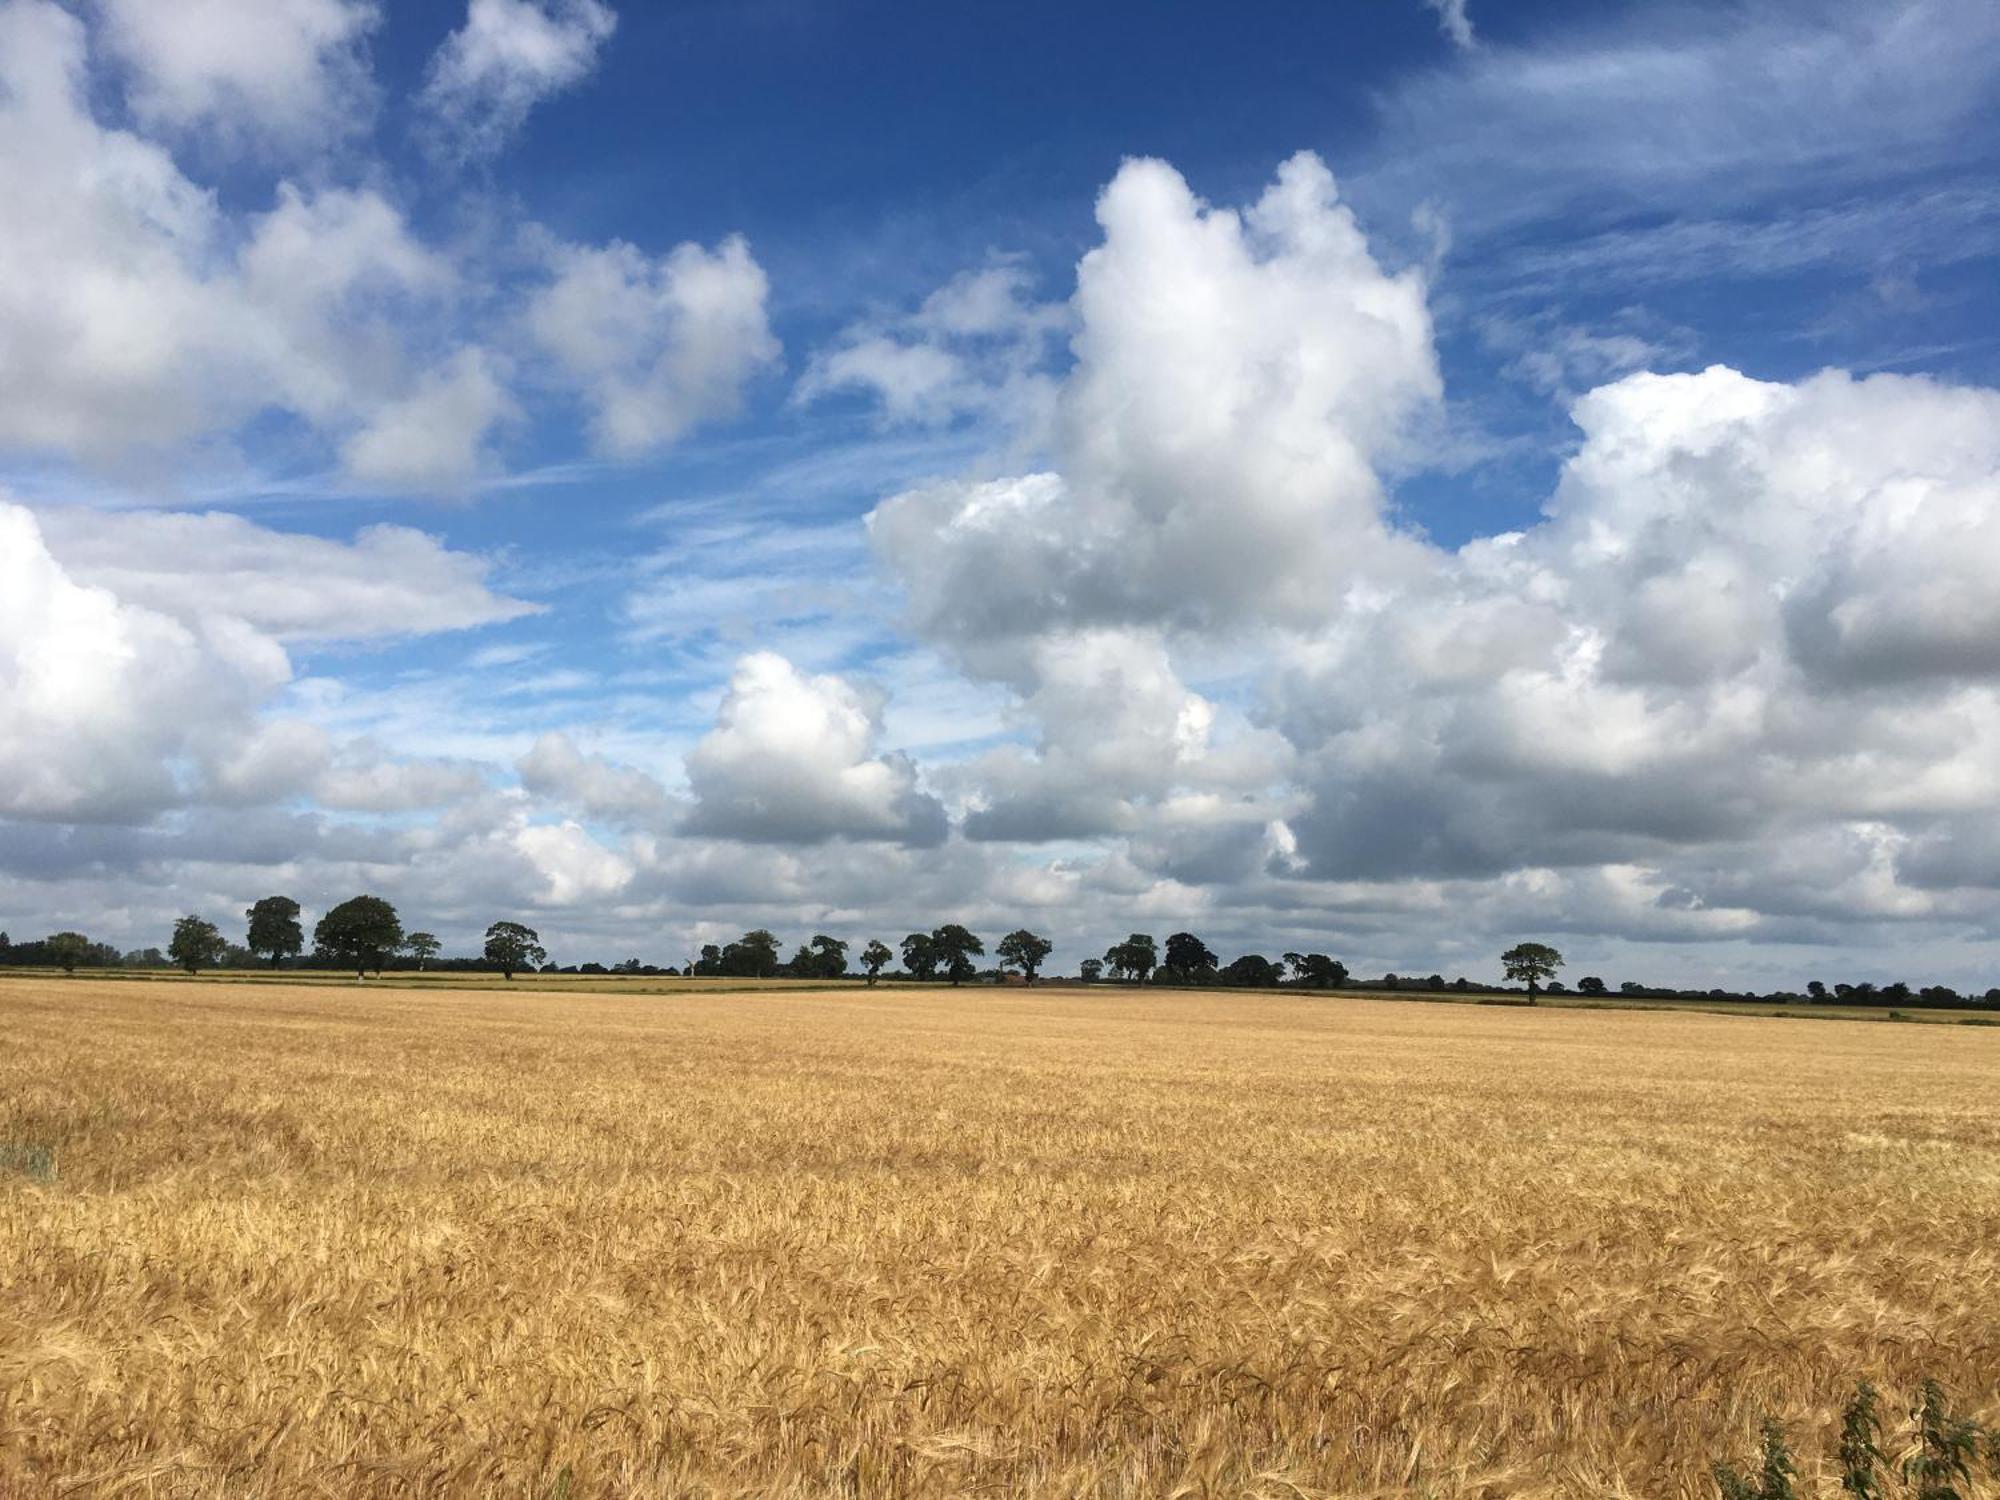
[3,913,1998,1011]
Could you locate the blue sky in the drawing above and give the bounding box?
[5,0,2000,987]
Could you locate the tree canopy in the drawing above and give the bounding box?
[169,915,225,974]
[244,896,302,968]
[483,921,547,979]
[1104,933,1158,984]
[45,931,91,975]
[996,929,1053,983]
[1501,941,1564,1002]
[900,931,938,980]
[314,896,404,978]
[1162,932,1218,984]
[860,939,893,984]
[930,924,985,984]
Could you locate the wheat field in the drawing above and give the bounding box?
[0,978,1995,1499]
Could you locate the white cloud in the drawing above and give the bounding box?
[1361,0,2000,262]
[33,508,538,640]
[1278,364,2000,901]
[315,752,491,813]
[958,629,1289,843]
[683,653,947,846]
[870,152,1438,665]
[798,262,1065,432]
[528,235,778,458]
[341,347,517,492]
[513,819,634,904]
[0,500,285,821]
[96,0,380,153]
[0,7,458,470]
[517,732,673,825]
[845,147,2000,978]
[420,0,617,161]
[2,495,536,825]
[1422,0,1475,51]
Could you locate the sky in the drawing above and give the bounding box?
[5,0,2000,988]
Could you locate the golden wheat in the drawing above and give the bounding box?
[0,977,1995,1498]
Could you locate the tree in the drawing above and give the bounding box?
[244,896,303,968]
[168,915,225,974]
[1501,941,1564,1003]
[1220,953,1282,987]
[1080,957,1103,983]
[1162,932,1217,985]
[719,929,781,977]
[1807,980,1828,1002]
[900,931,939,980]
[996,929,1053,984]
[1105,933,1157,984]
[930,924,985,984]
[314,896,403,979]
[1576,975,1607,996]
[1288,953,1346,988]
[45,931,91,976]
[483,922,547,979]
[405,932,441,970]
[808,934,848,979]
[860,939,893,985]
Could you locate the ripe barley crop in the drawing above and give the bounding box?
[1,978,1995,1498]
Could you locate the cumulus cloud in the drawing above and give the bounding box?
[0,7,458,470]
[340,347,518,492]
[959,629,1290,843]
[527,235,778,458]
[96,0,381,153]
[512,820,634,904]
[683,653,947,846]
[851,147,2000,975]
[420,0,617,161]
[1277,364,2000,904]
[517,732,673,826]
[0,501,286,822]
[2,496,535,824]
[870,152,1438,664]
[0,1,760,486]
[798,262,1065,432]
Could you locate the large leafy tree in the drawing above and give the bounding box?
[1079,957,1103,983]
[930,924,985,985]
[806,934,848,979]
[1162,932,1217,985]
[404,932,441,970]
[996,929,1052,984]
[1105,933,1158,984]
[45,931,91,975]
[719,930,781,977]
[1284,952,1347,989]
[483,922,547,979]
[900,931,938,980]
[314,896,403,979]
[1220,953,1282,987]
[1501,942,1564,1003]
[860,939,893,985]
[168,915,225,974]
[244,896,303,968]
